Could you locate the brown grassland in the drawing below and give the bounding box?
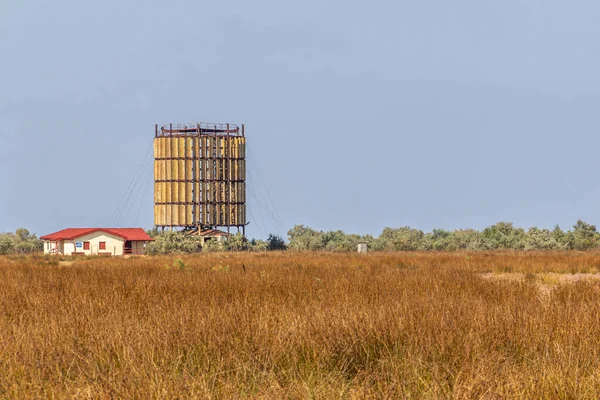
[3,252,600,398]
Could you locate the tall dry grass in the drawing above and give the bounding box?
[2,252,600,398]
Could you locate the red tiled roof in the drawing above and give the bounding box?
[41,228,154,241]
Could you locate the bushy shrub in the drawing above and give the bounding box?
[0,229,42,255]
[146,231,200,255]
[267,234,287,251]
[288,225,372,252]
[0,234,14,255]
[202,239,224,253]
[568,220,599,250]
[249,239,268,252]
[481,222,526,250]
[287,225,325,251]
[224,233,249,251]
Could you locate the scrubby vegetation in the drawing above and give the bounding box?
[9,219,600,256]
[9,220,600,255]
[287,220,600,252]
[144,230,286,254]
[0,228,43,255]
[143,220,600,254]
[3,252,600,397]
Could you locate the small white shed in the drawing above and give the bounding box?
[358,242,368,254]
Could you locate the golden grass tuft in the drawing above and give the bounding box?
[2,252,600,398]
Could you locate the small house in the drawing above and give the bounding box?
[41,228,154,256]
[197,228,230,246]
[182,227,230,247]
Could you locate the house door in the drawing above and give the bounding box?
[125,241,132,254]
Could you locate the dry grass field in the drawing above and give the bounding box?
[3,252,600,398]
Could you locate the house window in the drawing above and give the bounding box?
[83,242,90,250]
[99,241,106,250]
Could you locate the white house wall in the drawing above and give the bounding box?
[64,241,76,255]
[42,233,124,256]
[43,241,64,255]
[71,232,125,255]
[43,231,150,256]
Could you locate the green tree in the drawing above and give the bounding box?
[267,234,286,251]
[249,238,268,252]
[524,227,564,250]
[452,229,485,251]
[146,227,160,239]
[0,234,14,255]
[567,220,599,250]
[287,225,324,251]
[373,227,424,251]
[202,239,224,253]
[320,230,358,252]
[13,229,43,254]
[225,233,249,251]
[426,229,457,251]
[551,225,567,247]
[482,222,526,250]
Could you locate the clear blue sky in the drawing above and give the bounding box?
[2,0,600,239]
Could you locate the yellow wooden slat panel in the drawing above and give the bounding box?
[171,159,177,181]
[166,158,172,185]
[177,204,184,226]
[178,170,185,201]
[164,204,170,226]
[185,182,192,203]
[166,182,172,203]
[187,137,193,158]
[186,160,192,181]
[178,137,184,159]
[155,138,159,157]
[187,204,192,225]
[161,160,168,181]
[178,160,185,182]
[172,180,179,203]
[172,204,178,226]
[171,137,177,158]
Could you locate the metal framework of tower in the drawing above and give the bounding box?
[153,122,247,235]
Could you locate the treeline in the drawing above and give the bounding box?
[0,229,43,255]
[145,220,600,254]
[145,231,286,255]
[287,220,600,252]
[4,220,600,256]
